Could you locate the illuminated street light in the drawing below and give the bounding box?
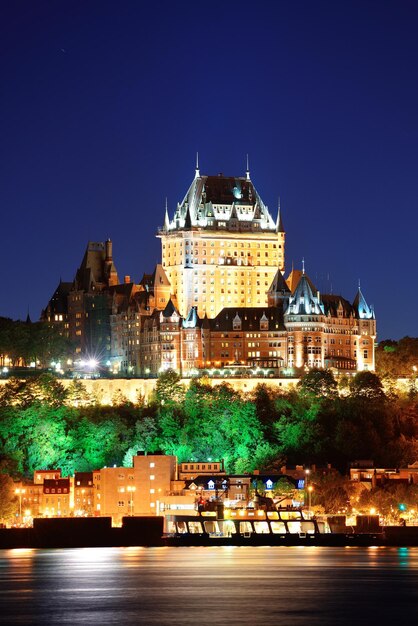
[304,469,312,513]
[308,485,313,513]
[15,488,26,525]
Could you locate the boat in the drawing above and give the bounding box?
[163,505,334,546]
[162,503,416,546]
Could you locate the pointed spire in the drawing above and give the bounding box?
[195,152,200,178]
[164,197,169,230]
[246,154,250,180]
[302,257,305,275]
[276,196,284,232]
[268,267,291,299]
[354,282,374,319]
[285,270,322,316]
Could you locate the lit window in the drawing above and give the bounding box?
[150,475,155,480]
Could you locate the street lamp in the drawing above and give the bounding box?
[15,488,26,525]
[304,469,310,507]
[127,486,136,515]
[308,485,313,514]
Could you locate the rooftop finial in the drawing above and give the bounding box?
[276,195,284,232]
[195,152,200,178]
[302,257,305,275]
[246,153,250,180]
[164,197,169,230]
[358,278,361,290]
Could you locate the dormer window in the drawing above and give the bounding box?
[233,314,242,331]
[260,313,269,331]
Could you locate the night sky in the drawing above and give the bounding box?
[1,1,417,340]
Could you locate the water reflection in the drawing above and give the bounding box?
[1,547,418,625]
[398,546,410,568]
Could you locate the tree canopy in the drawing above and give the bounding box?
[0,367,416,479]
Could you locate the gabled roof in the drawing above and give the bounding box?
[140,264,171,292]
[42,280,72,318]
[210,306,286,332]
[268,269,291,297]
[154,264,170,287]
[162,299,180,318]
[139,272,154,292]
[321,294,356,317]
[286,269,302,293]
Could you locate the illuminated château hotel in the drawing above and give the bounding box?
[43,163,376,377]
[158,159,284,319]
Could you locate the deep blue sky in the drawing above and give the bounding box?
[1,1,417,340]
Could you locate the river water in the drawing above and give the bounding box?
[1,546,417,625]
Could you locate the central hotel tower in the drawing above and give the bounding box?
[158,162,284,319]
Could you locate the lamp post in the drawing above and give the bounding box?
[127,486,136,516]
[15,488,26,525]
[304,469,310,509]
[308,485,313,514]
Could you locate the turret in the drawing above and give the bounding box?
[105,238,113,262]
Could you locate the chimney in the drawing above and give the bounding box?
[124,275,131,284]
[105,239,112,261]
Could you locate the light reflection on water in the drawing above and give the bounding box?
[1,547,417,625]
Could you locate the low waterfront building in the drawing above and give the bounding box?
[73,471,97,517]
[95,466,136,526]
[350,462,418,487]
[40,478,71,517]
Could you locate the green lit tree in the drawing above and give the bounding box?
[70,415,129,471]
[250,383,282,433]
[155,369,185,406]
[273,389,326,463]
[123,416,160,466]
[25,406,74,475]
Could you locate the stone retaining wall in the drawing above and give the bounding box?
[0,377,299,404]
